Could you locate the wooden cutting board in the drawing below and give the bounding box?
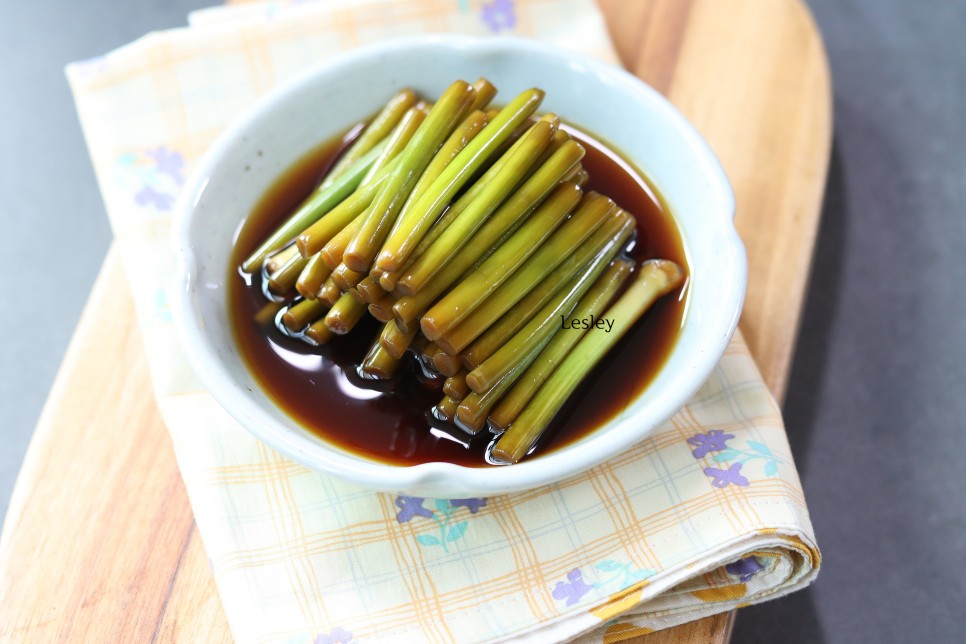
[0,0,830,641]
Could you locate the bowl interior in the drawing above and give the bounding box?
[173,36,744,496]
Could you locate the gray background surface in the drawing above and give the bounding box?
[1,1,963,642]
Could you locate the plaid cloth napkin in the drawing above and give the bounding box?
[66,0,820,641]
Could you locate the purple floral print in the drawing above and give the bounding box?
[687,429,735,458]
[315,627,354,644]
[395,495,433,523]
[145,146,184,184]
[481,0,515,32]
[552,568,595,606]
[726,556,764,582]
[703,463,750,488]
[134,185,175,211]
[118,145,185,213]
[450,498,487,514]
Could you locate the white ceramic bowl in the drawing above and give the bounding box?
[172,36,745,497]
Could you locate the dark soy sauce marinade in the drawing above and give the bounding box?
[229,123,688,467]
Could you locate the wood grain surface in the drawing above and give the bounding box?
[0,0,831,642]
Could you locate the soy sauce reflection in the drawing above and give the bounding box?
[228,124,687,467]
